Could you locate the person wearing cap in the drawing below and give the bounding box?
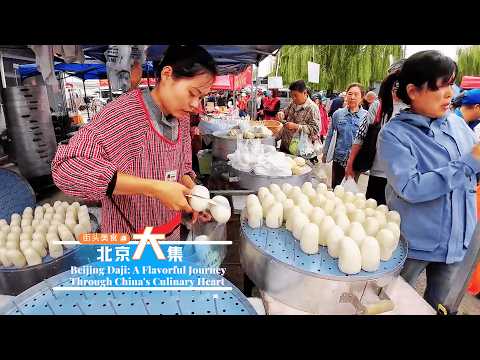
[451,89,480,141]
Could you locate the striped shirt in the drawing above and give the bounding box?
[51,89,194,239]
[278,97,321,153]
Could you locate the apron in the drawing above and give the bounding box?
[102,91,186,240]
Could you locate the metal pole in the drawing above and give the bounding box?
[0,53,6,88]
[83,79,90,122]
[275,48,281,77]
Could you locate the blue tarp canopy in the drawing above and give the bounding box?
[18,45,281,80]
[82,45,281,75]
[18,61,155,81]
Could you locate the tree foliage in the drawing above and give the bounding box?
[274,45,404,92]
[457,45,480,82]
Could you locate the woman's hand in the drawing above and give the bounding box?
[192,211,212,224]
[276,111,285,121]
[144,181,193,212]
[285,122,299,131]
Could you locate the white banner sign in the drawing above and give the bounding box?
[268,76,283,89]
[307,61,320,84]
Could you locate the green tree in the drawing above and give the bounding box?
[457,46,480,83]
[273,45,404,92]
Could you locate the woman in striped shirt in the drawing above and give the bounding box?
[52,45,217,239]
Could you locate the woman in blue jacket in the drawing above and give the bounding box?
[377,50,480,314]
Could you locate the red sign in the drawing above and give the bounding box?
[461,76,480,90]
[234,66,253,90]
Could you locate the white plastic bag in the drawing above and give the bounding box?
[341,177,359,194]
[299,129,316,159]
[325,129,337,163]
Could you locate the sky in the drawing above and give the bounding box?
[404,45,473,60]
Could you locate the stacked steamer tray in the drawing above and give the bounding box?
[0,168,98,295]
[231,154,314,192]
[0,268,257,315]
[239,183,408,315]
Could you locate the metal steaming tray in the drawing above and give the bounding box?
[240,218,407,281]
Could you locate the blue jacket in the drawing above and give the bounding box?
[324,107,368,164]
[377,110,479,264]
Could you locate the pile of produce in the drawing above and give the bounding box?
[0,202,91,268]
[245,182,401,274]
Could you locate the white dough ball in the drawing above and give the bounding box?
[281,183,293,196]
[353,197,366,209]
[65,218,77,232]
[300,223,320,255]
[6,249,26,268]
[299,201,314,217]
[23,247,43,266]
[325,226,345,255]
[316,183,328,194]
[0,219,8,227]
[1,224,10,233]
[188,185,211,212]
[32,232,47,248]
[6,240,20,250]
[23,207,33,216]
[266,203,284,228]
[387,210,401,225]
[269,184,282,194]
[247,205,263,229]
[324,191,336,200]
[258,187,271,202]
[334,185,345,199]
[318,216,336,246]
[343,192,355,204]
[10,226,21,234]
[322,199,336,215]
[53,201,62,209]
[21,218,32,228]
[0,247,14,267]
[364,217,380,236]
[209,196,231,224]
[285,206,302,231]
[274,191,287,204]
[282,200,295,220]
[349,209,366,224]
[20,239,32,252]
[346,222,366,246]
[7,232,20,243]
[288,186,302,200]
[338,237,362,275]
[334,213,350,232]
[311,193,326,207]
[292,214,310,240]
[361,236,381,272]
[376,229,396,261]
[365,198,378,209]
[31,240,47,257]
[246,194,261,209]
[11,213,21,224]
[374,211,388,227]
[261,193,276,216]
[364,208,376,218]
[377,204,389,213]
[384,222,401,245]
[309,207,326,226]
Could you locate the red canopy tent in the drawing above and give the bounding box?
[461,76,480,89]
[210,65,253,91]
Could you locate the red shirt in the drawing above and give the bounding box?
[51,89,193,239]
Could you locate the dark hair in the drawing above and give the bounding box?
[289,80,307,93]
[346,83,365,97]
[391,50,457,106]
[451,92,465,109]
[153,45,217,81]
